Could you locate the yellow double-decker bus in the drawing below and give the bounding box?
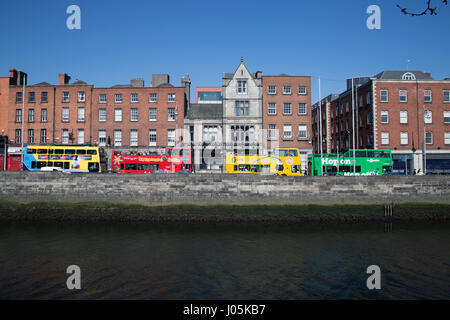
[225,148,302,176]
[23,145,107,173]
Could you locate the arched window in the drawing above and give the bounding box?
[402,72,416,80]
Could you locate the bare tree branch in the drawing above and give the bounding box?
[396,0,447,16]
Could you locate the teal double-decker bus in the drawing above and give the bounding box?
[309,149,393,176]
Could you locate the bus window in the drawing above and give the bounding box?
[37,149,47,154]
[87,149,97,155]
[251,165,262,173]
[150,164,159,171]
[48,149,54,154]
[138,164,150,171]
[77,149,87,155]
[54,162,63,168]
[65,150,76,155]
[367,150,376,157]
[233,165,238,172]
[31,161,36,169]
[55,149,64,155]
[120,164,124,170]
[355,151,367,157]
[355,166,361,173]
[125,163,137,171]
[277,149,289,157]
[277,164,284,171]
[239,165,251,172]
[289,150,298,157]
[88,162,99,172]
[36,161,46,168]
[339,166,351,173]
[382,166,392,173]
[326,166,337,175]
[379,151,390,158]
[343,151,352,157]
[64,162,70,170]
[292,165,300,173]
[27,148,36,154]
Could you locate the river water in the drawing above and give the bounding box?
[0,221,449,299]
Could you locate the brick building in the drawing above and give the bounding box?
[312,71,450,174]
[262,75,312,170]
[3,69,191,154]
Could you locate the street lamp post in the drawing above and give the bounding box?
[21,73,27,170]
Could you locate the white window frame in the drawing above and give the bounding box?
[168,93,176,102]
[268,86,276,95]
[78,91,85,102]
[283,86,291,95]
[424,90,432,103]
[283,103,292,115]
[237,80,247,94]
[399,90,408,103]
[149,93,157,102]
[77,107,85,122]
[149,108,157,121]
[62,108,69,122]
[400,111,408,124]
[424,110,432,124]
[98,130,106,146]
[380,90,388,102]
[298,124,307,139]
[167,129,175,146]
[444,111,450,124]
[444,132,450,145]
[62,92,69,103]
[381,132,389,145]
[380,110,389,124]
[298,103,307,115]
[283,124,292,140]
[99,94,107,103]
[41,109,47,122]
[114,130,122,147]
[114,108,122,122]
[298,86,307,95]
[425,131,433,145]
[400,132,408,145]
[444,90,450,103]
[131,93,139,103]
[130,130,138,146]
[268,103,276,115]
[99,108,106,122]
[149,129,157,146]
[130,108,138,122]
[114,94,122,103]
[168,108,176,121]
[77,129,84,144]
[268,124,277,140]
[62,129,69,144]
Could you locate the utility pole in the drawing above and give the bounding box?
[423,106,427,174]
[351,78,356,174]
[318,77,323,176]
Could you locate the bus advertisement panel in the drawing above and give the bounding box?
[309,149,393,176]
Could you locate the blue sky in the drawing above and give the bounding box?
[1,0,449,102]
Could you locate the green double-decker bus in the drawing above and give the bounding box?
[309,149,393,176]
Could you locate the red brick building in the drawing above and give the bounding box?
[312,71,450,174]
[262,75,312,170]
[3,69,190,152]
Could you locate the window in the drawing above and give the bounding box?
[62,92,69,102]
[268,124,277,140]
[131,93,138,103]
[115,108,122,122]
[29,92,35,103]
[268,86,276,94]
[41,92,48,103]
[381,111,388,123]
[359,95,363,107]
[298,86,307,95]
[424,110,432,124]
[203,126,218,143]
[149,108,157,121]
[367,91,371,104]
[425,131,433,145]
[444,111,450,124]
[402,72,416,80]
[40,129,47,143]
[28,129,34,144]
[283,86,291,95]
[235,101,249,116]
[346,102,349,112]
[130,130,138,146]
[167,129,175,146]
[78,107,85,122]
[41,109,47,122]
[445,132,450,145]
[400,111,408,124]
[237,80,247,94]
[400,132,408,145]
[78,91,85,102]
[130,108,138,121]
[268,103,276,115]
[78,129,84,144]
[62,129,69,144]
[149,93,157,102]
[62,108,69,122]
[168,93,175,102]
[16,92,22,103]
[99,94,107,103]
[15,129,21,143]
[444,90,450,103]
[380,90,388,102]
[399,90,407,102]
[99,108,106,122]
[114,130,122,146]
[115,94,122,103]
[283,125,292,139]
[298,103,307,115]
[28,109,34,122]
[298,125,307,139]
[424,90,432,103]
[98,130,106,146]
[168,108,176,121]
[149,129,157,146]
[381,132,389,145]
[283,103,292,115]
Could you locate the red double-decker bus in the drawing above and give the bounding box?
[111,147,192,173]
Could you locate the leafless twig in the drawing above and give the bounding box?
[396,0,448,16]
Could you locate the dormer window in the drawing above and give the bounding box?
[237,80,247,94]
[402,72,416,80]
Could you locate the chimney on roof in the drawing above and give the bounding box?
[130,78,144,88]
[9,69,27,86]
[150,74,170,87]
[181,73,191,110]
[255,71,262,79]
[58,73,71,85]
